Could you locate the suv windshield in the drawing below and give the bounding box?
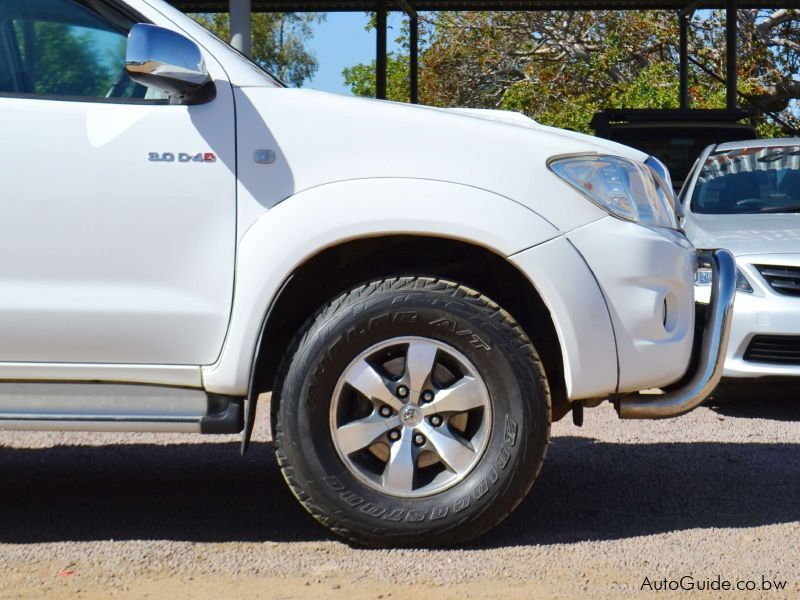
[191,19,285,88]
[691,145,800,214]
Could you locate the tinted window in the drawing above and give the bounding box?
[0,0,164,101]
[691,146,800,214]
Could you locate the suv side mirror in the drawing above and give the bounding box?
[126,23,215,105]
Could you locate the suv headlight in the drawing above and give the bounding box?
[549,154,678,229]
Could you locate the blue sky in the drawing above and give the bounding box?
[302,12,405,95]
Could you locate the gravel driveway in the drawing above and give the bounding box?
[1,386,798,599]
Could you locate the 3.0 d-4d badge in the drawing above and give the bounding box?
[148,152,216,163]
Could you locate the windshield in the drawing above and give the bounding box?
[147,0,285,88]
[690,145,800,214]
[199,25,286,87]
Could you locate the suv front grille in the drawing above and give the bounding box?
[754,265,800,296]
[744,335,800,365]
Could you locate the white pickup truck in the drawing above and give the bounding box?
[0,0,736,547]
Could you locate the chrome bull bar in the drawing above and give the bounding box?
[617,248,736,419]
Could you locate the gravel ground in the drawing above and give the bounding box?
[1,385,799,599]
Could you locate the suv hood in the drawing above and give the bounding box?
[684,212,800,256]
[233,88,649,231]
[443,107,646,159]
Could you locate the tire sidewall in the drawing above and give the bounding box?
[278,285,548,544]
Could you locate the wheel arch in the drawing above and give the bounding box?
[254,235,570,427]
[204,177,561,395]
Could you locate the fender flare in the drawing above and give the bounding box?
[199,177,565,450]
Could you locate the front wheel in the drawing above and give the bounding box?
[273,277,551,547]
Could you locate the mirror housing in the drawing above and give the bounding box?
[126,23,215,105]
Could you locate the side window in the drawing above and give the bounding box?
[0,0,166,102]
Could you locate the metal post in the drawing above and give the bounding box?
[726,0,737,109]
[376,0,388,99]
[410,15,419,104]
[679,12,689,109]
[230,0,252,57]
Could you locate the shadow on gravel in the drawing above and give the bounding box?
[481,435,800,548]
[706,381,800,422]
[1,430,799,547]
[0,440,324,544]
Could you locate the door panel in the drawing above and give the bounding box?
[0,1,236,365]
[0,97,236,365]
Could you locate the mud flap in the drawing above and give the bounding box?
[241,275,293,454]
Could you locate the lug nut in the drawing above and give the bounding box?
[388,429,401,441]
[379,406,392,417]
[414,434,426,446]
[396,385,409,399]
[430,415,443,427]
[421,390,434,403]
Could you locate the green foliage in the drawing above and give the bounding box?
[343,53,409,102]
[607,62,680,110]
[343,12,430,103]
[503,83,602,133]
[755,120,783,138]
[343,9,800,135]
[191,13,323,87]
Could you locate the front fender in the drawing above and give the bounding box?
[202,177,560,394]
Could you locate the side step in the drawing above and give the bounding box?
[0,383,243,433]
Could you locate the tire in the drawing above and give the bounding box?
[272,277,551,547]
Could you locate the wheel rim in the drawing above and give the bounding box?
[330,336,492,498]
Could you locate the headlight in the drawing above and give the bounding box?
[696,266,753,293]
[549,154,678,228]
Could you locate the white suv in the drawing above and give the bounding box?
[0,0,734,546]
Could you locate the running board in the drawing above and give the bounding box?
[0,383,243,433]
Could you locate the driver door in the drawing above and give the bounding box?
[0,0,236,366]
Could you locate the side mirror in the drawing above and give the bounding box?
[126,23,215,105]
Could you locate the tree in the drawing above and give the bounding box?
[344,10,800,135]
[191,13,324,87]
[342,13,420,102]
[343,54,410,100]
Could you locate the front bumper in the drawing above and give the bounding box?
[618,248,737,418]
[513,216,736,414]
[568,218,698,392]
[709,256,800,378]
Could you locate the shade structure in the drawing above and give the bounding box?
[168,0,800,106]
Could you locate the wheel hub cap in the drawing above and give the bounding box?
[399,404,422,427]
[330,336,492,498]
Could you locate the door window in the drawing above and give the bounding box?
[0,0,166,101]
